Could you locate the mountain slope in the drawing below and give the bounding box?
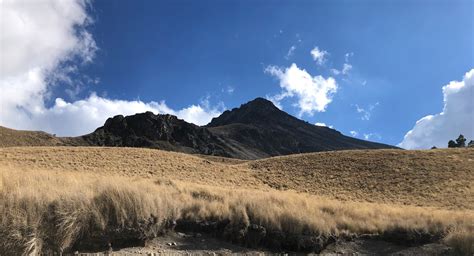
[205,98,396,158]
[0,98,397,159]
[0,126,86,147]
[82,98,396,159]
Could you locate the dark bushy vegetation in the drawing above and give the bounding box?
[468,140,474,148]
[448,134,470,148]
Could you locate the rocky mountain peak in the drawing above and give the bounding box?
[206,97,287,127]
[83,97,397,159]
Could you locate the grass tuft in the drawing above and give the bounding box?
[1,169,473,254]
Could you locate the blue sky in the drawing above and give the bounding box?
[1,0,473,148]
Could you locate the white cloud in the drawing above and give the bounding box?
[330,69,341,75]
[19,94,222,136]
[315,122,333,129]
[354,102,379,121]
[399,69,474,149]
[342,63,352,75]
[332,52,353,76]
[363,133,381,141]
[310,46,328,66]
[349,130,358,137]
[285,45,296,60]
[221,85,234,94]
[0,0,222,136]
[265,63,338,116]
[345,52,354,62]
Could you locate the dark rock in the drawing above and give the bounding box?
[379,228,443,246]
[245,224,266,248]
[82,97,398,159]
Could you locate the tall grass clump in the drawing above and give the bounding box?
[0,168,473,255]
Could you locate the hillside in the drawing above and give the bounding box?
[1,146,472,209]
[1,146,473,254]
[248,148,474,209]
[0,126,86,147]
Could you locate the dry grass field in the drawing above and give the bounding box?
[0,126,86,147]
[0,146,473,254]
[1,169,473,255]
[1,147,472,208]
[0,126,64,147]
[249,148,474,209]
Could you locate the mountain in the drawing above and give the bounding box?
[82,98,397,159]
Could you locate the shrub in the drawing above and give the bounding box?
[448,140,458,148]
[456,135,466,148]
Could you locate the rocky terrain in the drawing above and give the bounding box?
[82,98,397,159]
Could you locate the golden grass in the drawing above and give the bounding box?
[1,147,473,209]
[0,126,88,147]
[1,146,473,254]
[0,126,63,147]
[0,147,264,188]
[0,168,473,255]
[247,148,474,209]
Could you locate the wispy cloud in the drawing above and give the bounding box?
[331,52,353,76]
[285,45,297,60]
[354,102,379,121]
[310,46,328,66]
[221,85,234,95]
[363,133,382,141]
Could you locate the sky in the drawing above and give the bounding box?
[0,0,473,149]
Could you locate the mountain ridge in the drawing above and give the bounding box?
[0,97,398,159]
[81,97,397,159]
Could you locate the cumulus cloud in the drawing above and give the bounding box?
[399,69,474,149]
[265,63,337,116]
[0,0,221,136]
[349,130,358,137]
[310,47,328,66]
[20,94,222,136]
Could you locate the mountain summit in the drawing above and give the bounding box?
[83,98,397,159]
[206,97,283,126]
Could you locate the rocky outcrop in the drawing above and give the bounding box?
[83,112,233,157]
[82,98,398,159]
